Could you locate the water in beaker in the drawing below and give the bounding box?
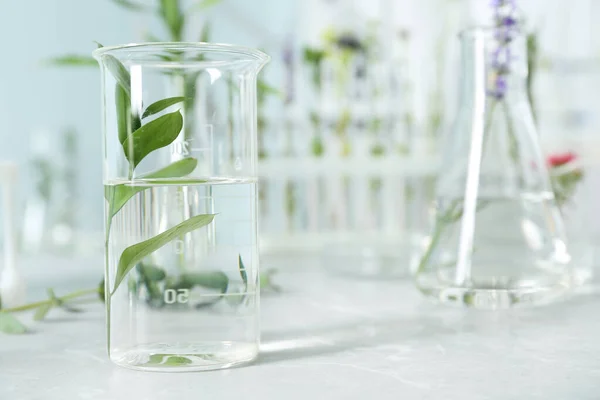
[95,43,268,371]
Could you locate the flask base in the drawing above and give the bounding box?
[416,277,572,309]
[110,341,258,372]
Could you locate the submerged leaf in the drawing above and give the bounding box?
[121,110,184,168]
[180,271,228,291]
[165,356,192,365]
[141,97,186,119]
[145,354,193,366]
[238,255,248,287]
[128,277,138,294]
[111,214,215,295]
[137,263,166,281]
[0,312,27,334]
[104,158,198,220]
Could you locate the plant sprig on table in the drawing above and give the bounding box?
[0,266,280,334]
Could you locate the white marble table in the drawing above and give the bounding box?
[1,254,600,400]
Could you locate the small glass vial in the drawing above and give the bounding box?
[94,43,269,371]
[414,27,573,309]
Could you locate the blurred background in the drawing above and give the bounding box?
[1,0,599,277]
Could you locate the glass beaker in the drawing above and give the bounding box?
[414,28,573,309]
[94,43,269,371]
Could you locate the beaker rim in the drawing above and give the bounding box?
[92,42,270,65]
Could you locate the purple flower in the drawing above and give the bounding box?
[491,76,508,99]
[489,0,520,100]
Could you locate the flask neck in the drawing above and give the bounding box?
[458,29,530,106]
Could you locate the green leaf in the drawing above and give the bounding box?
[111,214,215,295]
[122,110,184,168]
[180,271,228,291]
[303,47,325,64]
[159,0,184,41]
[199,22,211,43]
[115,85,141,144]
[0,312,27,334]
[98,279,106,303]
[139,157,198,180]
[136,264,164,307]
[33,303,52,321]
[145,354,193,366]
[104,55,131,97]
[260,269,281,293]
[258,80,282,98]
[238,255,247,287]
[137,264,166,281]
[44,55,97,67]
[104,185,142,221]
[128,277,138,294]
[111,0,152,11]
[104,158,198,220]
[94,41,104,49]
[191,0,221,12]
[144,33,163,42]
[165,277,193,291]
[142,97,186,119]
[165,356,192,365]
[47,288,61,305]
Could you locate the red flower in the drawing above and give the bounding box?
[547,152,577,168]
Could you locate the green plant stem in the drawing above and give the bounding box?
[416,223,444,274]
[3,288,99,313]
[416,101,499,275]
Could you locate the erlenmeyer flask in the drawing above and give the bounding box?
[414,28,573,308]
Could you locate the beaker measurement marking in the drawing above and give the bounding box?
[171,139,211,156]
[172,140,191,156]
[164,289,189,304]
[171,124,214,156]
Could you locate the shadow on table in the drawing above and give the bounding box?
[256,314,453,365]
[256,283,600,366]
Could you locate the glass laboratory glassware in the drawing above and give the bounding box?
[546,151,593,285]
[94,43,269,371]
[414,28,573,309]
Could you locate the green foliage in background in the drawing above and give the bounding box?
[0,0,280,334]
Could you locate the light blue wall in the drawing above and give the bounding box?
[0,0,295,232]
